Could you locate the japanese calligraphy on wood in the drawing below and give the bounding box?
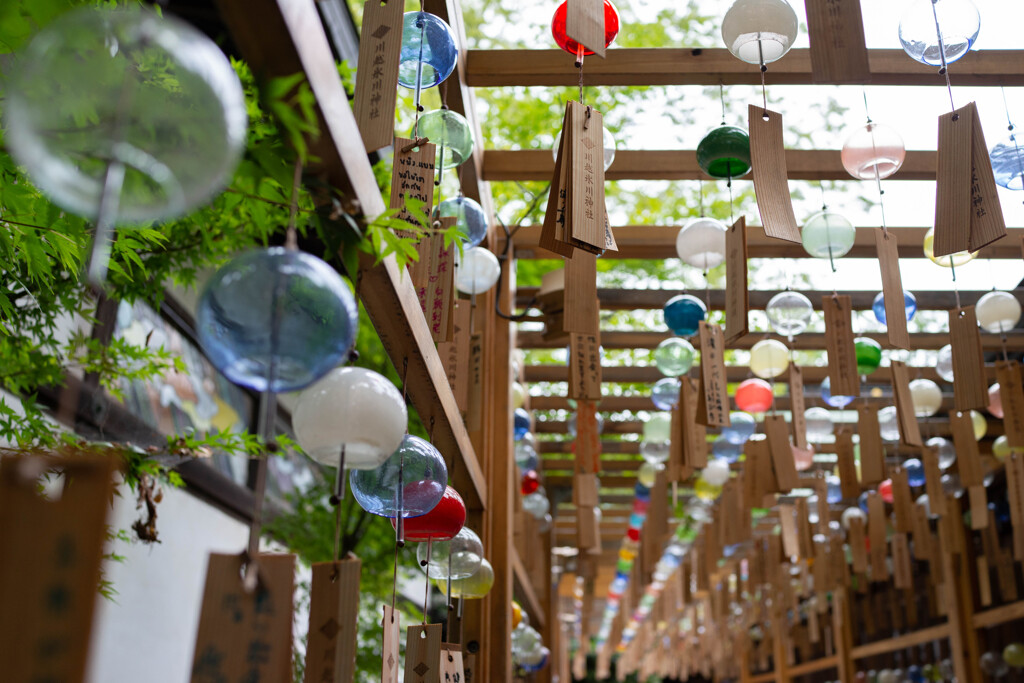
[410,217,457,343]
[725,216,749,343]
[749,106,801,243]
[789,365,807,449]
[822,294,859,398]
[438,300,470,412]
[440,645,465,683]
[948,306,987,410]
[805,0,870,83]
[0,455,116,683]
[405,624,443,683]
[304,559,361,683]
[568,332,602,401]
[353,0,403,152]
[191,553,295,682]
[540,105,575,257]
[568,101,607,252]
[390,138,436,234]
[696,321,730,428]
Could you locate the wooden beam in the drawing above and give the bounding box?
[529,394,969,413]
[506,226,1024,260]
[849,622,950,659]
[484,149,936,182]
[518,330,1024,351]
[512,548,545,631]
[786,655,838,677]
[466,48,1024,88]
[216,0,486,509]
[517,288,1023,312]
[973,600,1024,629]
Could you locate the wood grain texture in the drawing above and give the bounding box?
[890,361,923,447]
[966,101,1008,251]
[766,414,798,492]
[949,306,988,410]
[998,361,1024,448]
[789,365,807,449]
[304,559,361,683]
[749,106,801,243]
[563,251,599,333]
[405,624,442,683]
[822,294,859,397]
[566,0,606,58]
[568,101,606,252]
[696,322,730,427]
[353,0,403,151]
[725,216,749,343]
[874,228,911,349]
[805,0,870,83]
[934,104,974,257]
[857,404,885,485]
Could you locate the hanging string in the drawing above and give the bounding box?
[1001,86,1024,204]
[950,258,962,310]
[719,82,727,125]
[862,89,889,235]
[727,173,735,225]
[758,41,768,115]
[422,539,432,624]
[928,0,956,114]
[577,46,586,103]
[331,447,346,570]
[698,179,705,217]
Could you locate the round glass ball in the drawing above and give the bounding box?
[872,290,917,325]
[927,436,957,470]
[878,405,901,441]
[854,337,883,375]
[653,337,696,377]
[990,131,1024,190]
[702,457,731,486]
[515,441,539,471]
[721,0,799,65]
[735,378,773,413]
[981,651,1011,678]
[455,246,501,295]
[663,294,707,336]
[841,122,906,180]
[750,338,790,379]
[643,413,672,443]
[651,377,682,411]
[1003,643,1024,668]
[415,108,474,169]
[826,474,842,504]
[438,558,495,599]
[418,526,483,579]
[696,125,751,178]
[936,344,955,382]
[551,0,620,56]
[639,441,671,465]
[520,470,540,495]
[975,290,1022,334]
[904,457,926,487]
[722,411,757,445]
[924,226,977,267]
[766,290,814,339]
[197,248,358,393]
[712,435,743,463]
[522,491,550,518]
[909,378,943,417]
[396,485,465,542]
[350,435,448,518]
[676,217,728,270]
[804,406,834,443]
[820,375,856,409]
[898,0,980,67]
[399,12,458,89]
[638,462,659,488]
[841,506,867,530]
[801,211,856,259]
[513,408,532,441]
[2,6,247,225]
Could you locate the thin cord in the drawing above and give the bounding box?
[577,55,585,104]
[1001,86,1024,200]
[699,179,705,217]
[929,0,956,113]
[727,175,735,224]
[719,82,727,125]
[423,539,432,624]
[863,90,889,235]
[758,40,768,114]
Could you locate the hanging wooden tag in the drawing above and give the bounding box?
[603,206,618,252]
[856,404,884,485]
[748,105,801,244]
[668,389,684,482]
[891,468,913,533]
[922,446,947,517]
[795,498,814,560]
[910,502,931,560]
[575,472,599,507]
[873,228,911,349]
[998,360,1024,448]
[438,300,470,412]
[568,101,606,252]
[748,437,778,501]
[540,107,575,257]
[789,365,808,449]
[805,0,870,83]
[890,361,923,447]
[835,428,859,500]
[948,306,988,410]
[822,295,860,398]
[848,516,868,574]
[191,553,295,682]
[566,0,606,58]
[950,410,983,486]
[568,332,602,401]
[934,102,1007,256]
[563,251,599,334]
[681,378,708,469]
[304,559,361,683]
[353,0,404,152]
[814,473,830,538]
[867,493,888,581]
[382,605,401,683]
[405,623,443,683]
[465,335,483,433]
[977,555,993,607]
[390,139,436,234]
[696,321,730,428]
[1006,453,1024,561]
[725,217,749,343]
[892,533,912,589]
[577,502,599,551]
[765,414,798,492]
[410,219,457,343]
[968,485,988,531]
[0,455,116,683]
[439,645,464,683]
[574,402,601,474]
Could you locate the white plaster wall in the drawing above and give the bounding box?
[86,483,249,683]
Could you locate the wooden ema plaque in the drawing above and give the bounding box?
[680,378,707,469]
[948,306,988,410]
[874,228,911,349]
[568,332,602,401]
[890,361,923,447]
[353,0,403,152]
[891,468,913,533]
[892,533,912,590]
[765,414,798,492]
[950,410,983,488]
[304,559,361,683]
[382,606,401,683]
[191,553,295,682]
[998,360,1024,448]
[804,0,870,83]
[748,105,801,244]
[1007,453,1024,561]
[724,217,749,343]
[856,404,885,485]
[390,138,436,233]
[789,365,808,449]
[405,623,443,683]
[566,0,606,58]
[696,321,730,428]
[834,428,859,500]
[822,294,859,398]
[440,645,464,683]
[0,455,116,683]
[563,251,599,334]
[933,102,1006,257]
[574,401,601,474]
[540,104,575,258]
[410,217,457,343]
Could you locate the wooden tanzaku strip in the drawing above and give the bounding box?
[950,410,984,487]
[696,322,730,428]
[892,533,912,589]
[353,0,404,152]
[725,216,749,343]
[305,559,361,683]
[968,485,989,531]
[748,105,801,243]
[835,428,859,500]
[576,502,599,551]
[438,300,470,412]
[681,378,707,469]
[848,516,868,574]
[779,503,799,559]
[568,332,602,401]
[405,623,443,683]
[573,401,601,473]
[410,219,457,343]
[563,251,599,333]
[822,294,860,397]
[540,103,574,257]
[949,306,988,410]
[922,445,947,517]
[911,502,931,561]
[890,361,923,447]
[439,645,465,683]
[568,101,606,252]
[805,0,870,83]
[390,138,437,234]
[795,498,814,560]
[874,228,911,349]
[867,492,888,581]
[790,365,808,449]
[857,404,885,485]
[668,387,683,481]
[566,0,606,58]
[890,468,913,533]
[765,414,799,492]
[934,104,974,257]
[966,101,1008,251]
[998,360,1024,448]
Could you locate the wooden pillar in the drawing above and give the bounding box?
[772,604,789,683]
[832,589,855,683]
